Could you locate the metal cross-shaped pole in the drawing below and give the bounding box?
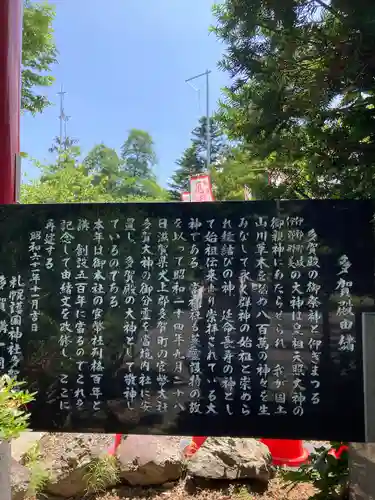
[185,69,212,170]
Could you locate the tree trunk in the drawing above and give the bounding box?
[0,441,11,500]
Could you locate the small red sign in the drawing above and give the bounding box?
[190,175,214,202]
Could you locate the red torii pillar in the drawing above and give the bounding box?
[0,2,22,497]
[0,0,22,204]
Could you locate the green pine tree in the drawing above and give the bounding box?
[169,116,226,198]
[169,144,205,199]
[212,0,375,199]
[120,129,158,196]
[191,116,226,165]
[120,129,156,179]
[40,135,80,181]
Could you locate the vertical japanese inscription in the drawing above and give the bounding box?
[28,227,42,386]
[306,228,321,408]
[91,218,105,412]
[271,216,287,415]
[203,217,219,416]
[138,217,153,413]
[123,217,138,411]
[59,219,75,411]
[74,221,89,411]
[156,217,170,413]
[255,216,271,416]
[238,217,252,416]
[0,202,365,438]
[220,217,236,416]
[188,217,203,415]
[287,217,306,417]
[109,219,121,310]
[172,217,186,412]
[0,274,7,373]
[30,229,42,335]
[8,273,25,380]
[336,255,355,353]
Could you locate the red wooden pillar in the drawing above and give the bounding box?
[0,0,22,204]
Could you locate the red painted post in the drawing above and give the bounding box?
[0,4,22,496]
[0,0,22,204]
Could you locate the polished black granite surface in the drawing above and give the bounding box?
[0,200,373,441]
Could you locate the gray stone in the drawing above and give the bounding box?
[12,433,45,462]
[11,459,31,500]
[349,443,375,500]
[116,435,183,486]
[0,441,11,500]
[186,437,272,483]
[38,433,117,498]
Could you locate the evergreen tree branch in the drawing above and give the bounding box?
[313,0,345,21]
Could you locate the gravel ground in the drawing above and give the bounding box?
[86,440,328,500]
[91,476,317,500]
[33,435,327,500]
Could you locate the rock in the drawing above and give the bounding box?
[38,433,117,498]
[184,476,197,494]
[186,437,272,483]
[12,432,45,462]
[116,435,183,486]
[11,459,31,500]
[161,481,178,490]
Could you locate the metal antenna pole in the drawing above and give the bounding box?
[64,116,70,150]
[57,84,66,158]
[185,69,212,170]
[206,69,211,170]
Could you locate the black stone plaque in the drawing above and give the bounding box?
[0,200,373,441]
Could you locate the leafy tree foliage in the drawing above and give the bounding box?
[22,0,57,114]
[38,136,81,182]
[82,130,167,199]
[118,129,159,196]
[21,165,112,204]
[210,148,269,200]
[23,135,169,204]
[211,0,375,198]
[121,129,156,179]
[83,143,123,191]
[21,164,169,204]
[47,135,80,173]
[0,376,35,440]
[49,136,79,156]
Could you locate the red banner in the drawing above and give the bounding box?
[180,192,190,202]
[190,174,214,202]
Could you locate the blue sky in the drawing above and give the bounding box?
[21,0,230,186]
